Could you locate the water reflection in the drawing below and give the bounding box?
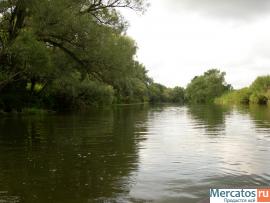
[0,106,149,203]
[129,105,270,203]
[248,105,270,131]
[0,104,270,203]
[187,104,231,135]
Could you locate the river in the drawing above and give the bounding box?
[0,104,270,203]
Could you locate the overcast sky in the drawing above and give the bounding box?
[122,0,270,88]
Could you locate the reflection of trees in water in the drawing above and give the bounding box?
[248,105,270,130]
[0,105,149,203]
[187,104,231,134]
[233,105,270,133]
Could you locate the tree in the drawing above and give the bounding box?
[0,0,150,111]
[249,76,270,105]
[185,69,231,103]
[169,87,185,104]
[0,0,147,90]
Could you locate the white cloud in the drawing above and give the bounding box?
[122,0,270,88]
[165,0,270,20]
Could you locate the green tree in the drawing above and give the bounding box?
[186,69,231,104]
[0,0,150,111]
[169,87,185,104]
[249,76,270,104]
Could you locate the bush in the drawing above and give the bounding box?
[249,93,268,105]
[250,76,270,93]
[215,88,251,105]
[44,72,115,110]
[216,75,270,106]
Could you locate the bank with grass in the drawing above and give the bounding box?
[215,76,270,106]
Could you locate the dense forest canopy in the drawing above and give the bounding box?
[0,0,185,111]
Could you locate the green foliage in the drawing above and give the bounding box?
[216,75,270,106]
[186,69,231,104]
[0,0,154,111]
[10,31,52,78]
[215,88,251,105]
[249,93,268,105]
[2,0,231,111]
[148,83,167,103]
[44,71,115,110]
[169,87,185,103]
[250,76,270,93]
[148,84,185,104]
[249,76,270,104]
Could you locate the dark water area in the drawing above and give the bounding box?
[0,104,270,203]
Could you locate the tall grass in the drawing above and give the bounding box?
[215,75,270,106]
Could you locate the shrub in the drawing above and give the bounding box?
[215,88,251,105]
[44,72,115,110]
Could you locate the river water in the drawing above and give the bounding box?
[0,104,270,203]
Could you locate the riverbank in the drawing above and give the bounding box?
[215,76,270,106]
[0,108,56,116]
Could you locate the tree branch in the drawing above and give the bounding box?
[41,38,86,68]
[80,0,141,14]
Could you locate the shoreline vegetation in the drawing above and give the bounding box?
[215,76,270,106]
[1,1,270,114]
[0,0,185,113]
[2,66,270,115]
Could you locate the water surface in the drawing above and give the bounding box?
[0,105,270,203]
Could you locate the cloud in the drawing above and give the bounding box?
[165,0,270,20]
[124,0,270,89]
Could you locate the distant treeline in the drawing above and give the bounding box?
[184,69,270,106]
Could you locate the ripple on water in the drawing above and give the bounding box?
[0,105,270,203]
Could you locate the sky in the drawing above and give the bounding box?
[122,0,270,89]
